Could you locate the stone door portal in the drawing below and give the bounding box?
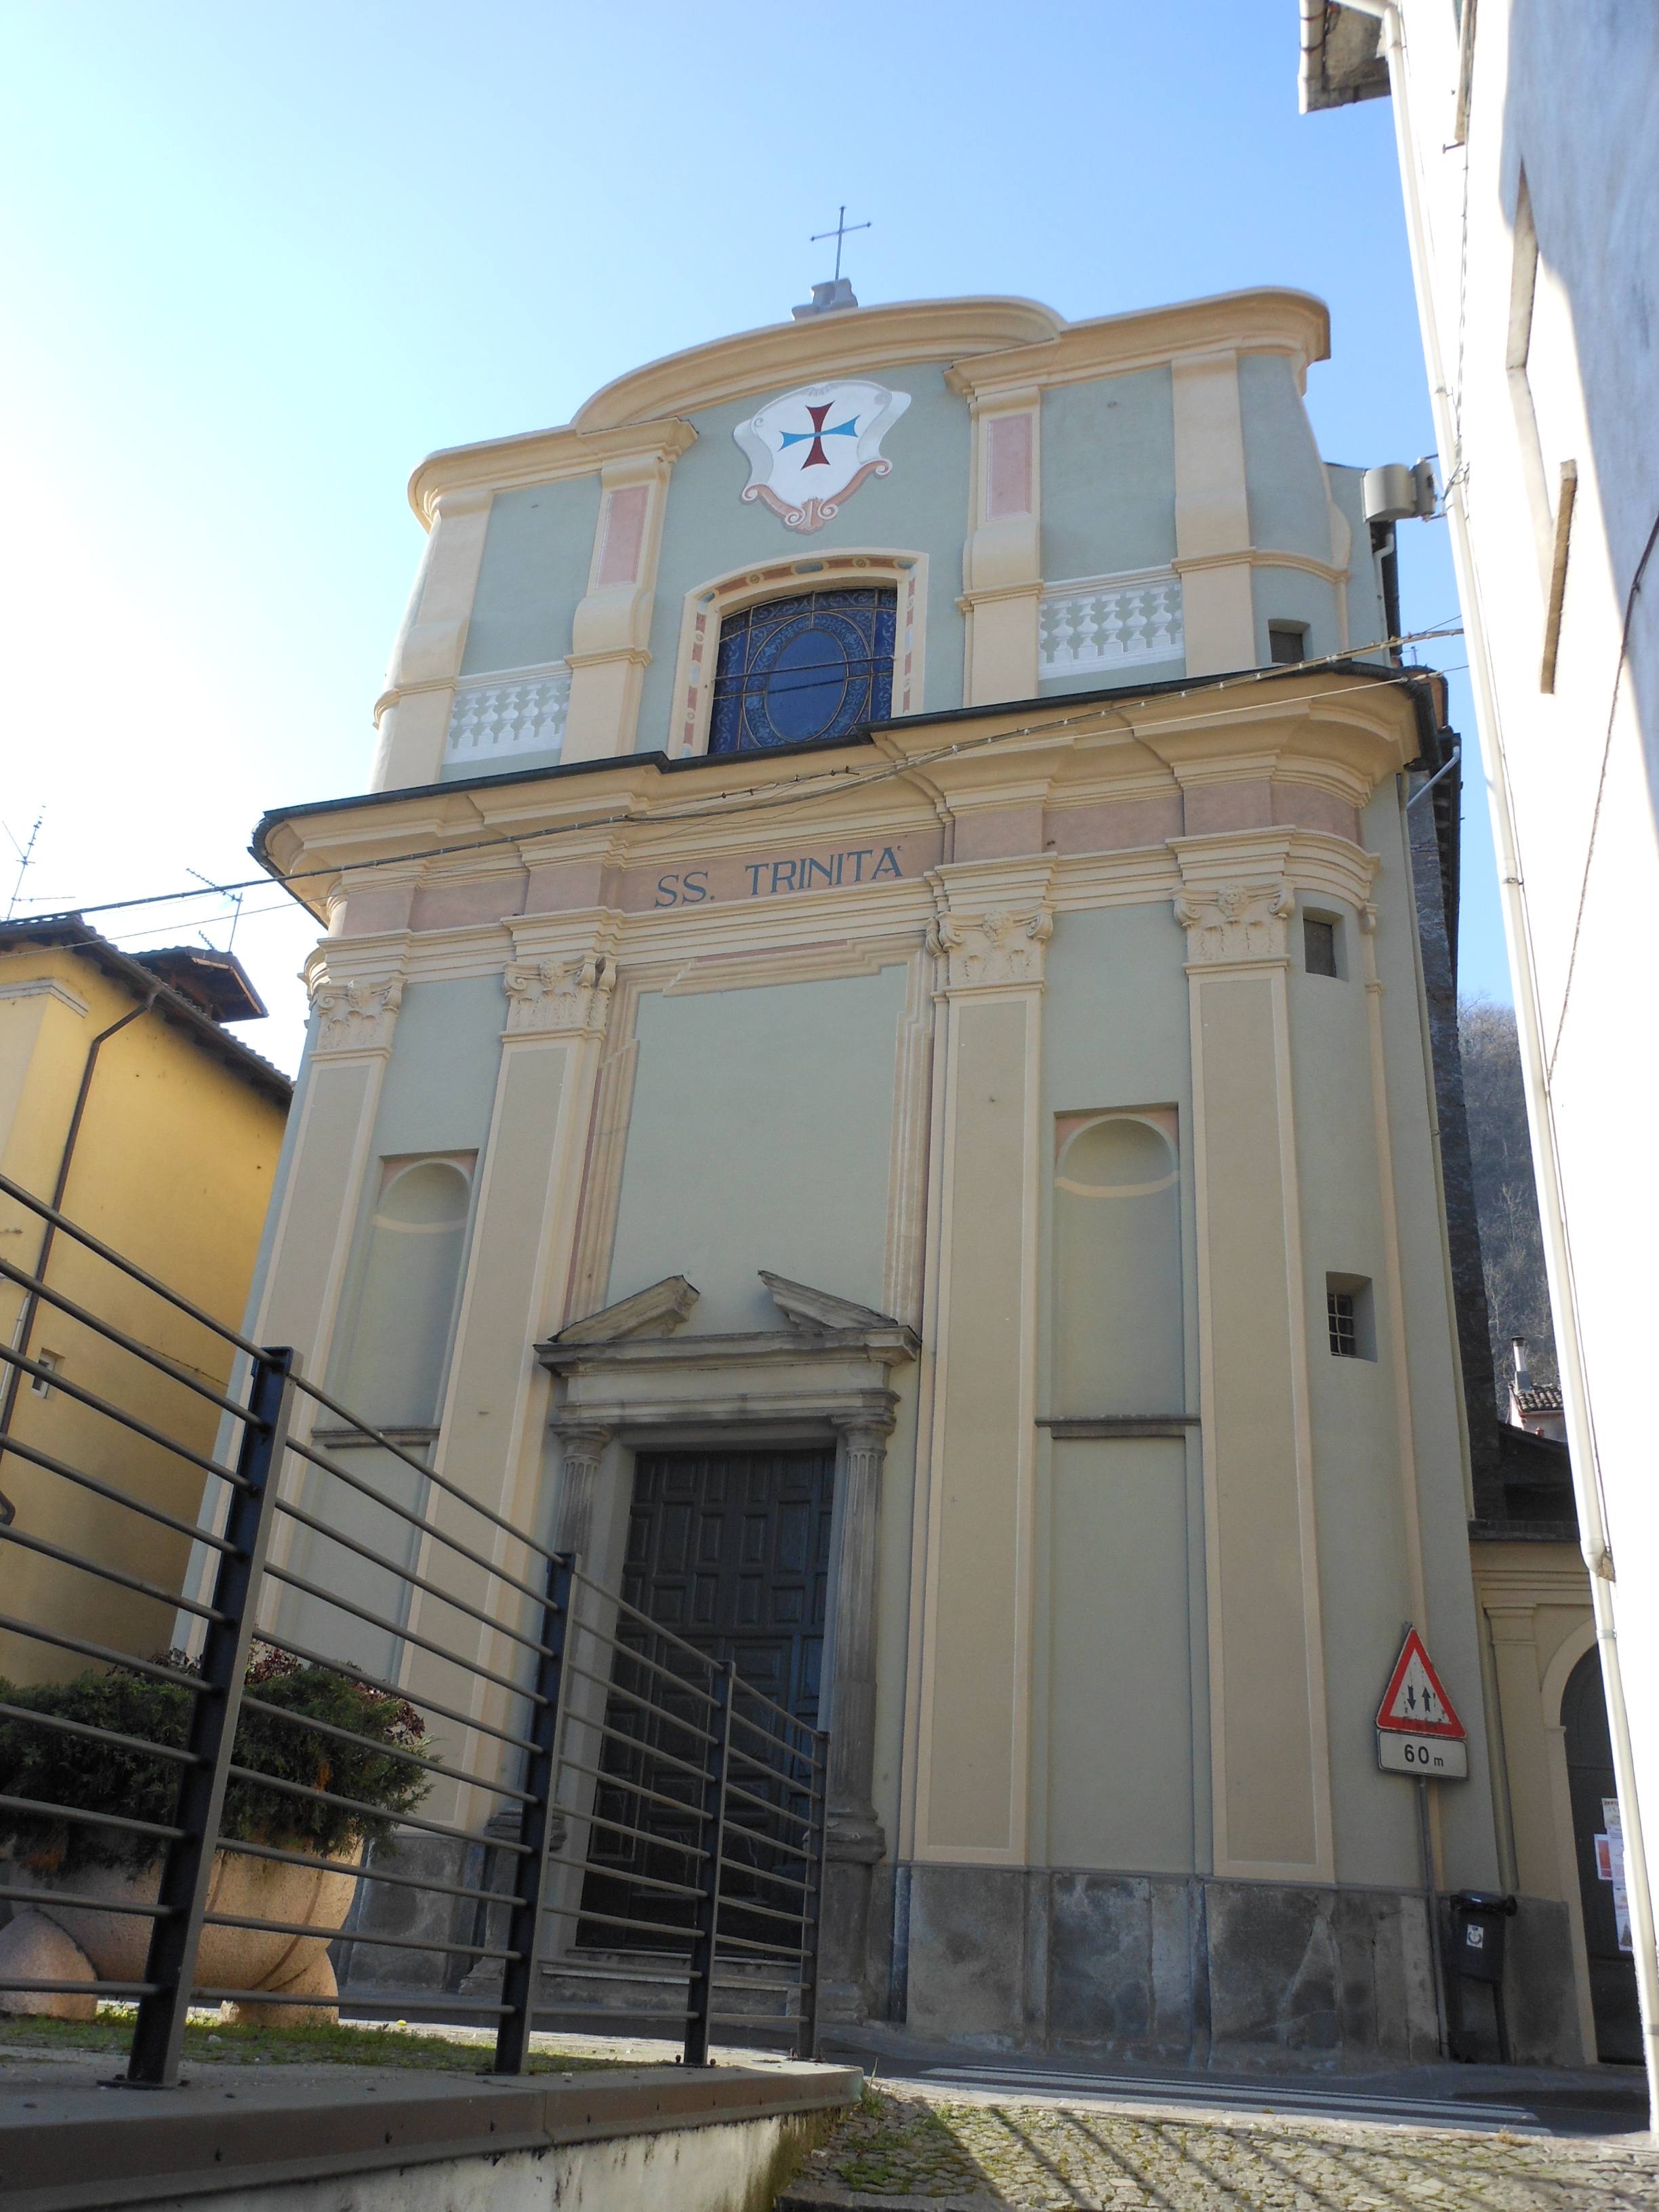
[579,1446,834,1950]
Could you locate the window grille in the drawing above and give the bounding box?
[1328,1290,1359,1357]
[1305,917,1338,977]
[708,587,895,753]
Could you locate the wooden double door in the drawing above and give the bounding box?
[578,1447,834,1950]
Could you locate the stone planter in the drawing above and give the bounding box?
[0,1846,361,2026]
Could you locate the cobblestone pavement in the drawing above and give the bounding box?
[781,2083,1659,2209]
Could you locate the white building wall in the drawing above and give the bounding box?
[1307,0,1659,2100]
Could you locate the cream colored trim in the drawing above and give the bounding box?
[372,487,495,790]
[667,551,927,759]
[1172,354,1255,676]
[409,419,697,528]
[562,443,687,765]
[1174,548,1351,590]
[883,946,937,1330]
[0,978,89,1017]
[662,935,906,995]
[941,291,1330,405]
[910,857,1052,1865]
[962,388,1042,706]
[1357,893,1429,1637]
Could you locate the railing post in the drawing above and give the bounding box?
[797,1727,830,2062]
[125,1347,296,2088]
[493,1551,573,2074]
[684,1660,734,2067]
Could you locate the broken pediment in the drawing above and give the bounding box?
[554,1275,699,1343]
[759,1271,898,1334]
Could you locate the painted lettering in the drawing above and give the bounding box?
[847,848,875,882]
[681,869,709,902]
[655,874,680,907]
[804,857,835,890]
[833,853,845,885]
[872,846,902,881]
[745,863,766,897]
[771,860,798,893]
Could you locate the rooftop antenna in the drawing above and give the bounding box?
[186,867,242,954]
[3,811,43,922]
[796,206,872,321]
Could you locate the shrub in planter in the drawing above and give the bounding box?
[0,1645,434,2022]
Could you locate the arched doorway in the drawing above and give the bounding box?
[1562,1647,1642,2062]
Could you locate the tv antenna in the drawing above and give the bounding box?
[3,811,43,922]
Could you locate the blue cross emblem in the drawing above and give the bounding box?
[779,403,859,468]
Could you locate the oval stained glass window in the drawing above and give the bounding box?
[708,587,896,753]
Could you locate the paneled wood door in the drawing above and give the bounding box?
[578,1447,834,1952]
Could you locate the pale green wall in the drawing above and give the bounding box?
[607,967,907,1332]
[1239,352,1345,664]
[1033,902,1204,1874]
[1041,367,1177,583]
[460,475,602,678]
[636,365,970,747]
[368,976,506,1160]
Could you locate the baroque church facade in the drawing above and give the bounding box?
[241,287,1581,2064]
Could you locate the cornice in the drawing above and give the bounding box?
[573,298,1061,431]
[408,417,699,529]
[401,289,1332,523]
[942,289,1332,401]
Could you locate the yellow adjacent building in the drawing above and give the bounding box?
[0,922,291,1683]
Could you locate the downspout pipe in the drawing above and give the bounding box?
[0,985,159,1523]
[1360,0,1659,2117]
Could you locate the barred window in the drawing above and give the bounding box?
[1328,1290,1358,1358]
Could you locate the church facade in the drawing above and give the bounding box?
[242,289,1578,2064]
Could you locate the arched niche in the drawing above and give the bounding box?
[342,1158,474,1427]
[1052,1112,1183,1417]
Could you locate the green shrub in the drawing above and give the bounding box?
[0,1644,434,1877]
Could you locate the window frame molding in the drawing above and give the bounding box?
[666,550,926,759]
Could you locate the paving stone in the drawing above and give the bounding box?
[777,2083,1659,2209]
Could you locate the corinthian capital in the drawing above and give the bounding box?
[927,904,1053,991]
[310,975,405,1055]
[503,950,615,1037]
[1173,878,1295,967]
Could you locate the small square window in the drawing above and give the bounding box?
[1304,916,1338,977]
[1269,622,1309,666]
[1326,1275,1376,1359]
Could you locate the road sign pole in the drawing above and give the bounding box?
[1418,1776,1449,2058]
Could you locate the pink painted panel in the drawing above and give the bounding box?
[596,485,649,588]
[985,413,1033,520]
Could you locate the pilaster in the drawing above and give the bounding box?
[562,429,697,763]
[910,858,1053,1875]
[960,387,1042,704]
[1172,352,1256,674]
[371,487,494,791]
[1173,830,1334,1885]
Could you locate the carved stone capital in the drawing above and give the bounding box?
[310,975,404,1055]
[1173,877,1295,966]
[503,950,615,1037]
[552,1424,613,1559]
[926,903,1053,991]
[824,1808,887,1865]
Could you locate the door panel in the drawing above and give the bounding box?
[1563,1648,1642,2064]
[578,1448,834,1953]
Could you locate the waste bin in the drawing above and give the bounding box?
[1451,1891,1517,1983]
[1450,1891,1517,2061]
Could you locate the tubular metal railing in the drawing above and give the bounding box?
[0,1169,827,2087]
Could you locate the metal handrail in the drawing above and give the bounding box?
[0,1176,831,2082]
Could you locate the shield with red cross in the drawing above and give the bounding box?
[733,380,911,534]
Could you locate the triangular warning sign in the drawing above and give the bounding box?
[1376,1629,1465,1739]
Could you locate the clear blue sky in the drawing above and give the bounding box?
[0,0,1509,1072]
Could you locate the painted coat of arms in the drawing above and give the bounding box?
[733,380,911,534]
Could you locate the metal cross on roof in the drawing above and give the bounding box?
[810,205,871,283]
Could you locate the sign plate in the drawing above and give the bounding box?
[1374,1628,1468,1782]
[1376,1729,1469,1779]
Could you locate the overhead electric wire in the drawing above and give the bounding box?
[14,623,1464,930]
